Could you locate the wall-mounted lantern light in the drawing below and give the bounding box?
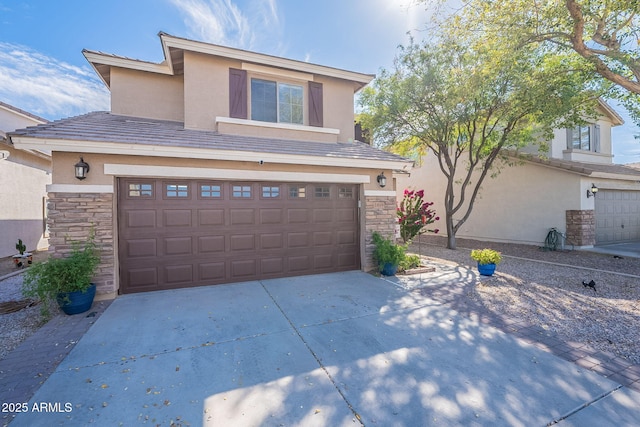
[586,183,598,198]
[377,172,387,188]
[74,157,90,180]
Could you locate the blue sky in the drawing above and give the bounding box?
[0,0,638,163]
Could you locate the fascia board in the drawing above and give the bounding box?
[11,136,413,171]
[104,164,371,184]
[591,171,640,181]
[83,51,173,76]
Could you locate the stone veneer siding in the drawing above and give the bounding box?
[364,195,397,271]
[47,192,115,297]
[566,209,595,247]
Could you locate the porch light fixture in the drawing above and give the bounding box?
[586,183,598,198]
[74,157,90,180]
[377,172,387,188]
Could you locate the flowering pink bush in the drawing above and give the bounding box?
[397,189,439,243]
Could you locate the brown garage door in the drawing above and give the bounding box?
[117,179,360,293]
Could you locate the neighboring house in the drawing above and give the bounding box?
[9,32,411,298]
[0,101,50,258]
[397,100,640,248]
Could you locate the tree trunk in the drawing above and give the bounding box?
[445,212,457,249]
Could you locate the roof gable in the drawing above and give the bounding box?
[84,32,374,92]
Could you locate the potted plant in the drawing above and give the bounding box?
[12,239,33,268]
[372,231,406,276]
[470,248,502,276]
[23,233,100,316]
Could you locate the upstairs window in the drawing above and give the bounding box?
[568,124,600,152]
[251,78,303,125]
[229,69,323,127]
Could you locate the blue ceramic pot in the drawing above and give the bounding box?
[57,283,96,315]
[477,263,496,276]
[380,263,398,276]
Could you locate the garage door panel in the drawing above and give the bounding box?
[230,209,255,225]
[165,237,193,255]
[314,254,333,269]
[118,179,360,293]
[314,209,333,222]
[288,232,310,248]
[337,208,357,222]
[165,264,193,284]
[127,210,156,228]
[260,233,283,249]
[198,209,225,226]
[289,256,310,272]
[338,252,358,268]
[260,209,283,224]
[127,239,157,258]
[313,231,332,246]
[127,268,158,288]
[230,234,256,251]
[288,209,309,223]
[199,262,226,281]
[231,259,257,278]
[199,235,226,253]
[261,257,284,274]
[163,210,192,227]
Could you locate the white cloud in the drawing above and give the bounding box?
[0,42,109,120]
[168,0,285,54]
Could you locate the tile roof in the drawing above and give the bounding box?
[0,101,48,124]
[518,152,640,179]
[9,111,410,165]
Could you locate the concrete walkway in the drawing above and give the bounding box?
[7,270,640,426]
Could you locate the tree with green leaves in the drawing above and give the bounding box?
[359,36,594,249]
[430,0,640,122]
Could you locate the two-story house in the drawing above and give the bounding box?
[9,32,411,299]
[0,101,50,258]
[397,100,640,248]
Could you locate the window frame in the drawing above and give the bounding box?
[567,124,600,153]
[198,182,223,199]
[231,183,253,199]
[250,77,304,125]
[164,182,190,199]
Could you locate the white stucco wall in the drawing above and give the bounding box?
[396,154,585,246]
[1,106,51,258]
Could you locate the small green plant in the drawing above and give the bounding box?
[23,233,100,317]
[372,232,406,269]
[16,239,26,255]
[470,248,502,265]
[399,253,421,272]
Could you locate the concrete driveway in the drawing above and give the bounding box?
[10,271,640,426]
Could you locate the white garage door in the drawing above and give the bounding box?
[595,190,640,244]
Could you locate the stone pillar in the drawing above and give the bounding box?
[565,210,595,247]
[364,195,397,271]
[47,192,115,298]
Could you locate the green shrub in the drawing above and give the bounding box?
[470,248,502,265]
[23,233,100,317]
[399,253,421,272]
[372,232,406,269]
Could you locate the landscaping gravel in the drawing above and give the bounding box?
[411,236,640,365]
[0,273,45,360]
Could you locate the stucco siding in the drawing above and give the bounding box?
[0,148,50,257]
[110,68,184,121]
[397,155,584,246]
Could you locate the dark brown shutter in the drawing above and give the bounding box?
[308,81,323,127]
[229,68,247,119]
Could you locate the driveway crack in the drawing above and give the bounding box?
[260,280,365,426]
